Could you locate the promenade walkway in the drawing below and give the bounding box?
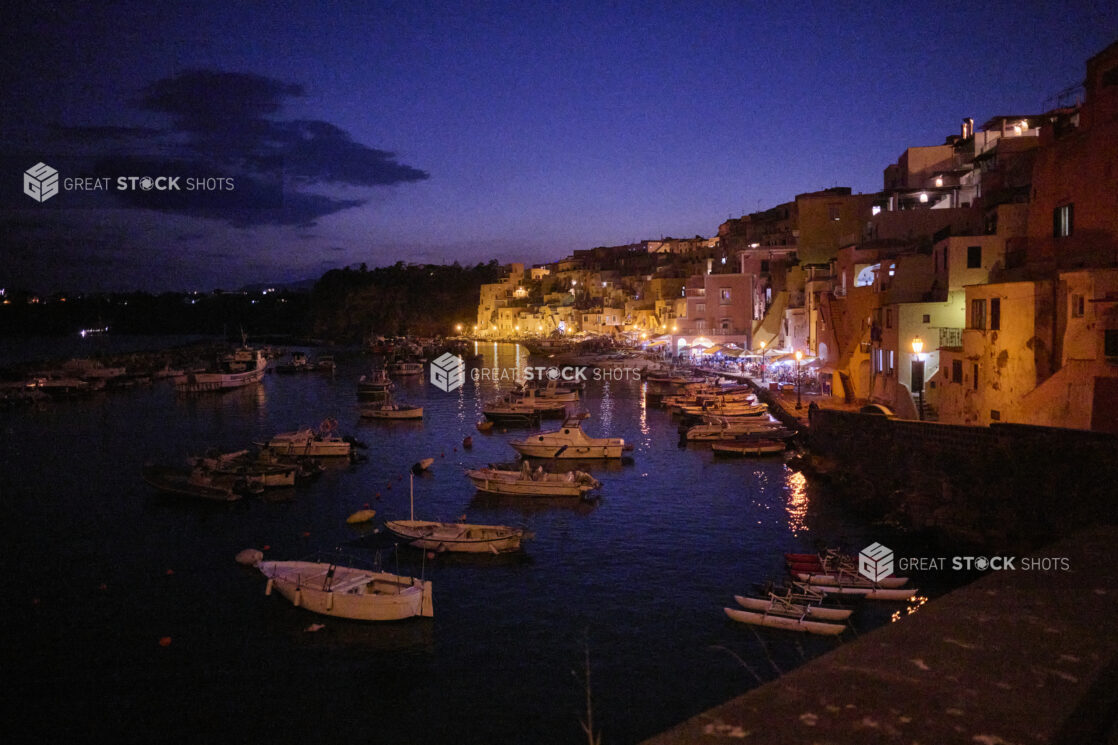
[642,526,1118,745]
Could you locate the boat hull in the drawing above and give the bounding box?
[723,607,845,635]
[466,470,595,497]
[794,572,910,589]
[260,561,432,620]
[733,595,852,621]
[384,520,523,553]
[173,357,267,393]
[509,442,625,459]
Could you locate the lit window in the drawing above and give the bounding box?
[919,193,929,203]
[871,205,882,216]
[720,288,731,303]
[1054,204,1073,238]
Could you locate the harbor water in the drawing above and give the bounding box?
[2,341,925,744]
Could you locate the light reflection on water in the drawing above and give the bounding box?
[1,341,896,745]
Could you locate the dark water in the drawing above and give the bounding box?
[1,342,921,744]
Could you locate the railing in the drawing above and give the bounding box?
[939,327,963,348]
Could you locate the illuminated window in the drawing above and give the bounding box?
[871,205,882,216]
[1054,204,1073,238]
[828,204,840,221]
[720,288,731,303]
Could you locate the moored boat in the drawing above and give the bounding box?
[359,395,424,420]
[723,606,846,635]
[259,558,433,620]
[733,594,852,622]
[141,464,243,502]
[711,439,786,457]
[174,348,267,393]
[465,463,601,497]
[509,413,629,459]
[384,475,526,553]
[262,424,353,458]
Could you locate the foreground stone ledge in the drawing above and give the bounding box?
[642,526,1118,745]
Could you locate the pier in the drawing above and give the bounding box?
[642,525,1118,745]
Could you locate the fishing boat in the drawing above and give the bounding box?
[723,606,846,636]
[733,594,852,622]
[141,464,243,502]
[359,394,424,420]
[678,402,768,418]
[258,557,433,621]
[275,351,310,374]
[711,439,786,457]
[262,422,353,458]
[190,449,299,488]
[465,463,601,497]
[357,368,394,396]
[388,360,424,376]
[482,395,544,425]
[384,475,526,553]
[683,419,789,441]
[509,413,629,459]
[173,348,267,393]
[518,379,579,402]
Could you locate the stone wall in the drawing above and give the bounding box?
[804,408,1118,550]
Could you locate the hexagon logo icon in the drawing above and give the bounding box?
[858,542,894,582]
[24,162,59,203]
[430,352,465,392]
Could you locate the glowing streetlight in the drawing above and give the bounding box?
[911,337,925,420]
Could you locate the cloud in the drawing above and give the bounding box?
[52,69,428,226]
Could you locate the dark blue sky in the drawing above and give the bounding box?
[3,1,1117,291]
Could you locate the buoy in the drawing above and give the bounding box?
[158,636,172,647]
[346,508,377,524]
[236,548,263,566]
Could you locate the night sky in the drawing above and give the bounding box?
[3,1,1117,292]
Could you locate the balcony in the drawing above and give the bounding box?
[939,327,963,348]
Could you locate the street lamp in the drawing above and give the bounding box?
[759,339,767,383]
[795,349,803,410]
[911,336,925,420]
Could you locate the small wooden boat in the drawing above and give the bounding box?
[262,425,353,458]
[684,420,789,441]
[465,465,601,497]
[384,475,525,553]
[411,457,434,474]
[259,558,433,620]
[388,361,424,376]
[142,465,242,502]
[723,606,846,635]
[357,369,394,397]
[711,439,786,457]
[359,398,424,420]
[476,420,495,432]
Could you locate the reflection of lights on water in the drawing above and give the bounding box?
[890,595,928,623]
[638,382,648,435]
[785,469,809,535]
[600,380,613,429]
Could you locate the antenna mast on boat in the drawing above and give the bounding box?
[409,472,415,521]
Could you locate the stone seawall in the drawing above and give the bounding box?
[802,409,1118,551]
